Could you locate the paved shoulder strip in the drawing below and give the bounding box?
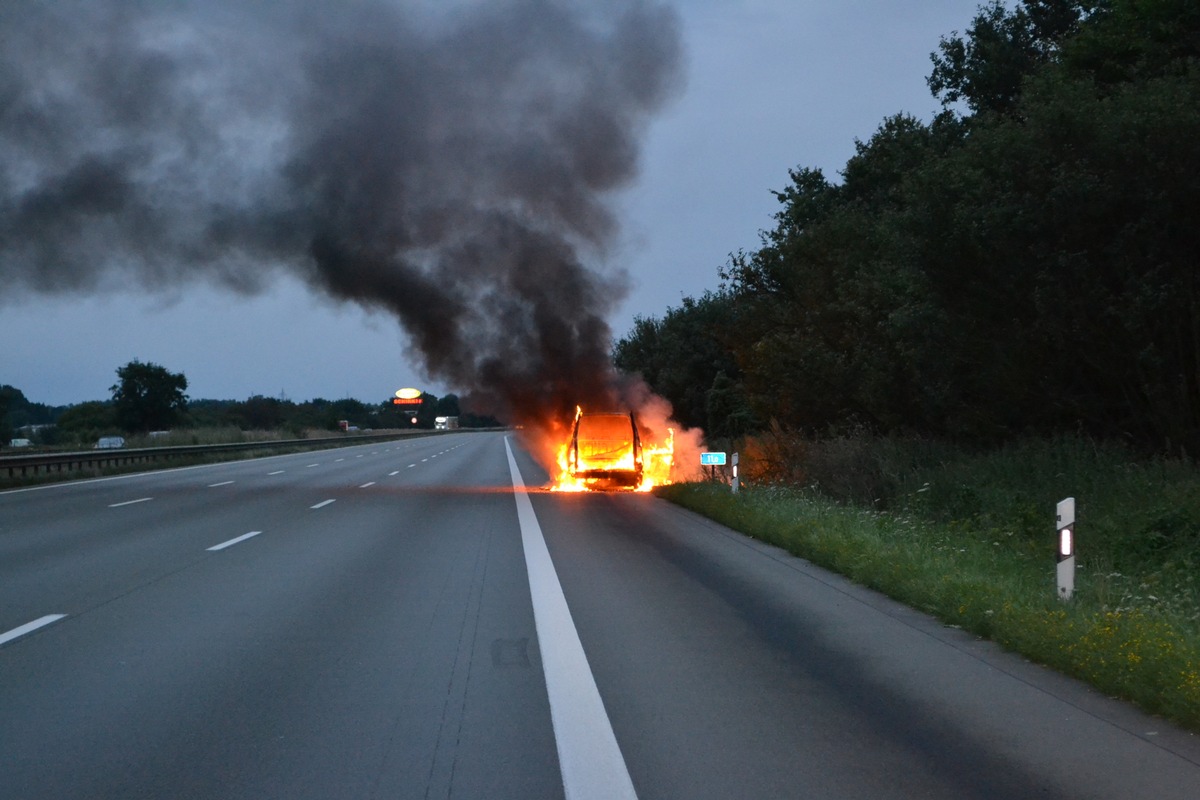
[504,437,638,800]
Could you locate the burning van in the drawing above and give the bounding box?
[565,410,644,490]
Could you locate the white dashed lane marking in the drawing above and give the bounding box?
[207,531,262,552]
[0,615,67,647]
[108,497,152,508]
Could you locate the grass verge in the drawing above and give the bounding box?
[657,443,1200,731]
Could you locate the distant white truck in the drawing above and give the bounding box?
[434,416,459,430]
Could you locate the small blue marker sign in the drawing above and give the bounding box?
[700,452,727,466]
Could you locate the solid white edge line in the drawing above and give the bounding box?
[310,499,336,509]
[503,437,638,800]
[0,614,67,647]
[108,497,153,508]
[207,531,262,552]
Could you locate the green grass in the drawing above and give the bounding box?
[657,436,1200,730]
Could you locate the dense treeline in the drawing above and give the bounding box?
[2,371,494,448]
[616,0,1200,455]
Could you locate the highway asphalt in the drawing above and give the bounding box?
[2,430,1198,799]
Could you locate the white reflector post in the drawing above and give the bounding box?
[732,452,740,494]
[1056,497,1076,601]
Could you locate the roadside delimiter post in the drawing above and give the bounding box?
[1056,497,1075,601]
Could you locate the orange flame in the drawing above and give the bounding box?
[513,386,705,493]
[549,406,677,492]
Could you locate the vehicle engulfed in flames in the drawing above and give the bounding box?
[555,407,675,492]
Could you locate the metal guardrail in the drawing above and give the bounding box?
[0,430,453,480]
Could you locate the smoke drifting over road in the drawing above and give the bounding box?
[0,0,683,428]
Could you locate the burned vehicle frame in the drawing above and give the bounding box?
[566,410,644,490]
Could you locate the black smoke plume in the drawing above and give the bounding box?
[0,0,683,430]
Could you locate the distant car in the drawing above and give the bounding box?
[9,438,32,448]
[566,411,643,489]
[94,436,126,449]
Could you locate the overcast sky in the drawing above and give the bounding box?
[2,0,982,407]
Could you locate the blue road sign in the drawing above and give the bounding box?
[700,452,727,466]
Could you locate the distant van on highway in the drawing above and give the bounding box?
[9,438,32,448]
[94,436,126,449]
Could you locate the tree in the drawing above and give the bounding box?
[720,0,1199,450]
[416,393,439,428]
[0,385,17,445]
[56,401,118,442]
[1059,0,1200,87]
[436,394,462,418]
[613,291,742,431]
[227,395,289,430]
[928,0,1095,115]
[110,360,189,433]
[705,371,757,441]
[619,0,1199,453]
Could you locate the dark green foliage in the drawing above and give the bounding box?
[928,0,1095,115]
[110,360,189,433]
[908,64,1200,447]
[612,290,746,432]
[1061,0,1200,87]
[55,401,117,440]
[226,395,288,430]
[1,378,493,445]
[186,399,237,428]
[0,384,62,445]
[681,0,1200,454]
[721,123,954,435]
[705,371,756,440]
[0,386,13,446]
[415,392,438,429]
[436,394,462,417]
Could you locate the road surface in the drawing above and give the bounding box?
[2,430,1198,798]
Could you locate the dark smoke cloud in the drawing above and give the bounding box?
[0,0,683,424]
